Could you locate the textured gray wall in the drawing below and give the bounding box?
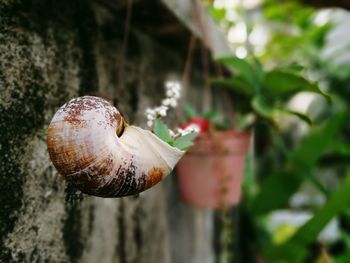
[0,0,217,262]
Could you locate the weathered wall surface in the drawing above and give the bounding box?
[0,0,216,262]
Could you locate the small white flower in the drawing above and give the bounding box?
[169,129,175,136]
[192,126,200,133]
[153,106,160,114]
[173,83,181,92]
[162,98,171,106]
[147,120,153,127]
[144,81,182,127]
[173,91,180,99]
[165,81,173,88]
[169,98,177,107]
[183,130,192,136]
[146,108,155,115]
[166,89,174,97]
[159,106,168,117]
[177,128,185,135]
[184,124,200,134]
[147,114,155,121]
[168,81,173,86]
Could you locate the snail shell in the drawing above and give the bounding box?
[47,96,184,197]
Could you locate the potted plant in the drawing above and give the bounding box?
[176,55,329,210]
[176,107,251,210]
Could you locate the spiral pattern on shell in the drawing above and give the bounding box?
[47,96,184,197]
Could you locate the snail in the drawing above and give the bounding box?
[47,96,184,197]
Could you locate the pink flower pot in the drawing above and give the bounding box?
[176,130,252,209]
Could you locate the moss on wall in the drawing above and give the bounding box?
[0,0,96,261]
[63,186,85,263]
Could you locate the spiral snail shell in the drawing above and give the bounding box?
[47,96,184,197]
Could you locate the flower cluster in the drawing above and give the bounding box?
[146,81,181,128]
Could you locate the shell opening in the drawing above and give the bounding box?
[116,118,127,137]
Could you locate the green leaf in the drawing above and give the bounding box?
[212,77,255,97]
[216,56,259,91]
[173,132,198,150]
[289,114,346,170]
[266,171,350,261]
[252,96,312,124]
[251,95,275,119]
[173,140,194,151]
[154,119,172,143]
[283,63,304,73]
[208,6,226,22]
[184,104,198,120]
[325,140,350,156]
[282,109,312,125]
[251,112,346,214]
[251,57,265,84]
[308,23,332,48]
[262,70,330,101]
[242,149,256,199]
[203,110,217,120]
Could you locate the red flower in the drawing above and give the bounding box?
[181,117,211,134]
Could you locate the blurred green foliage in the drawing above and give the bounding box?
[207,0,350,261]
[213,55,328,128]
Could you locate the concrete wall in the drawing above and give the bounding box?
[0,0,222,262]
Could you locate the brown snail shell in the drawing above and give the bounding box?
[47,96,184,197]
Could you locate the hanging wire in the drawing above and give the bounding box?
[117,0,133,100]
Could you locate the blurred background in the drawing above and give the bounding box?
[0,0,349,262]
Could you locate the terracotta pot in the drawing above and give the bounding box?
[176,130,252,209]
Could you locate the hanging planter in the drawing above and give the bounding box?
[176,130,252,209]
